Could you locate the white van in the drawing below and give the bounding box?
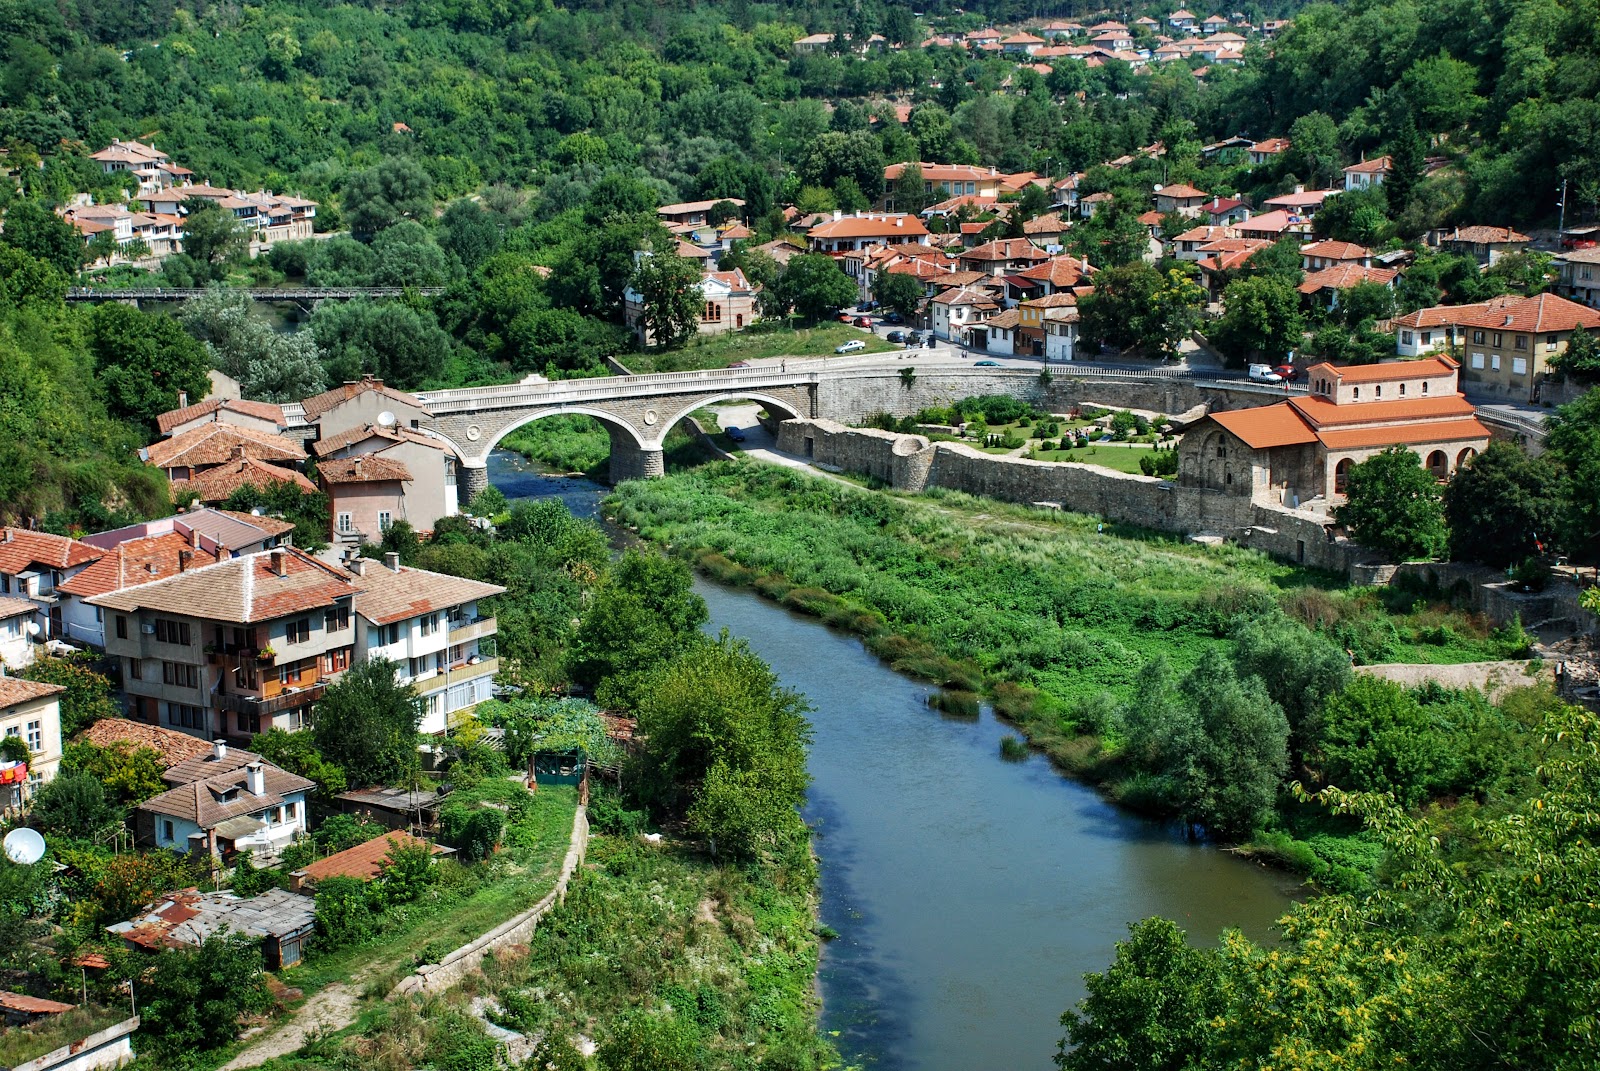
[1247,363,1283,383]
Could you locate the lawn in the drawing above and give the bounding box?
[621,322,898,373]
[1034,444,1163,473]
[0,1006,131,1068]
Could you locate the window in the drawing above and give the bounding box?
[1422,381,1429,394]
[323,648,350,674]
[128,658,142,680]
[1512,356,1527,375]
[163,820,174,842]
[235,661,258,689]
[1471,353,1485,369]
[161,661,198,688]
[25,720,41,752]
[378,511,393,532]
[285,618,310,644]
[324,606,350,633]
[116,616,128,640]
[1546,333,1559,352]
[384,623,400,646]
[0,575,7,593]
[154,619,191,645]
[1353,387,1360,399]
[1492,332,1503,348]
[287,708,309,730]
[1374,385,1382,397]
[285,801,297,821]
[1421,331,1432,345]
[238,712,260,735]
[420,613,438,637]
[1472,330,1485,345]
[1399,383,1407,396]
[1515,334,1528,350]
[409,655,431,678]
[703,302,722,323]
[1491,355,1501,371]
[1400,330,1413,345]
[337,512,353,534]
[445,458,456,487]
[166,703,204,730]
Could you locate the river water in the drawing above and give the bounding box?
[487,451,1298,1071]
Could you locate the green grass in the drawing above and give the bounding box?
[277,786,578,995]
[0,1005,131,1067]
[1034,444,1162,473]
[621,322,897,373]
[501,415,611,475]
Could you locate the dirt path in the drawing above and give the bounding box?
[221,980,365,1071]
[1356,659,1549,700]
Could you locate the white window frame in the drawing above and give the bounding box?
[337,512,353,534]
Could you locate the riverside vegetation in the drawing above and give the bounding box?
[609,463,1549,881]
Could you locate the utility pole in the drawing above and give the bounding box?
[1559,178,1568,237]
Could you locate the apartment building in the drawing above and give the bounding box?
[346,554,505,736]
[1395,293,1600,402]
[90,548,357,741]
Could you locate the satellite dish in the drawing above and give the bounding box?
[23,621,40,637]
[378,411,397,427]
[4,827,46,866]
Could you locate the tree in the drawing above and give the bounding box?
[180,198,248,281]
[1079,264,1204,359]
[221,482,331,553]
[1384,111,1427,217]
[86,303,212,429]
[310,300,455,387]
[1545,387,1600,563]
[438,198,501,271]
[28,768,114,836]
[629,244,703,350]
[251,728,347,799]
[1443,441,1564,566]
[137,934,272,1057]
[1401,52,1484,136]
[1181,650,1289,839]
[1056,918,1224,1071]
[1231,614,1352,767]
[62,741,165,805]
[873,268,925,320]
[1213,275,1304,363]
[891,162,931,215]
[311,658,424,788]
[368,221,454,287]
[1318,675,1450,807]
[1335,446,1449,560]
[0,200,85,276]
[19,655,116,736]
[775,253,858,323]
[1287,112,1341,188]
[598,1014,704,1071]
[569,549,707,702]
[1552,327,1600,383]
[1313,185,1393,247]
[797,131,887,204]
[181,288,327,402]
[342,157,434,239]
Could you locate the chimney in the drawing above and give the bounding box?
[190,526,201,548]
[348,558,367,576]
[383,552,401,572]
[245,762,266,796]
[179,549,193,573]
[270,549,287,577]
[233,443,248,459]
[213,739,227,761]
[177,390,188,408]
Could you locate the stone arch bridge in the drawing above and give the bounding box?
[417,366,823,499]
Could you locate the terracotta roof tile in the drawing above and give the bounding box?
[1297,264,1399,292]
[80,718,215,767]
[1300,240,1371,261]
[139,759,315,827]
[1316,418,1489,450]
[1287,394,1477,426]
[1451,293,1600,334]
[1344,156,1393,174]
[173,457,318,503]
[299,377,431,420]
[156,399,286,435]
[0,596,34,619]
[89,547,353,624]
[58,533,223,599]
[318,456,413,484]
[1155,183,1209,199]
[291,831,449,886]
[313,423,449,458]
[0,677,65,708]
[146,425,305,470]
[1439,226,1530,245]
[1301,357,1460,384]
[1210,404,1319,449]
[348,558,504,625]
[0,530,104,573]
[808,214,930,240]
[0,993,75,1014]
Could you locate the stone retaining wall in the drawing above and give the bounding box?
[390,805,589,998]
[777,419,1361,573]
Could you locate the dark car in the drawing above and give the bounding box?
[886,330,907,343]
[726,426,746,442]
[854,315,873,327]
[974,360,1000,366]
[884,311,905,325]
[906,330,925,344]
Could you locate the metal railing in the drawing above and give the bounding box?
[65,286,446,301]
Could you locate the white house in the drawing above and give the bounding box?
[0,675,64,811]
[0,600,37,669]
[138,741,311,864]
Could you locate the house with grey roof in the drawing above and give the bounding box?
[137,739,312,864]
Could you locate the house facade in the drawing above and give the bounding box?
[0,529,105,647]
[1554,248,1600,309]
[0,676,64,809]
[315,423,459,540]
[137,741,312,863]
[1396,293,1600,402]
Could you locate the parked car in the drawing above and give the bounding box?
[886,330,907,343]
[837,311,854,323]
[1248,363,1283,383]
[884,312,905,325]
[1273,364,1301,381]
[975,360,1000,367]
[726,426,746,442]
[835,339,866,354]
[854,315,873,327]
[906,331,926,344]
[729,360,751,368]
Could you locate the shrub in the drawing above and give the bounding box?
[440,803,506,861]
[999,735,1029,761]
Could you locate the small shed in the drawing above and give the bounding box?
[107,888,316,970]
[331,786,444,834]
[288,831,454,892]
[531,749,586,787]
[0,992,75,1027]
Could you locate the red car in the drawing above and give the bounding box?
[1274,364,1302,382]
[854,315,873,328]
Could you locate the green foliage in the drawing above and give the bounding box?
[481,695,619,771]
[28,768,114,837]
[251,727,347,799]
[873,268,925,320]
[1551,328,1600,383]
[1318,676,1453,807]
[85,304,212,431]
[1232,613,1352,765]
[466,485,507,517]
[179,199,248,281]
[136,933,272,1057]
[1443,441,1564,566]
[19,656,117,736]
[1055,917,1223,1071]
[62,740,166,806]
[569,549,708,704]
[439,802,506,862]
[180,288,326,402]
[599,1014,704,1071]
[630,243,704,350]
[221,481,332,553]
[342,157,435,238]
[1214,275,1305,363]
[1336,447,1449,560]
[774,254,858,324]
[311,658,423,788]
[0,201,84,276]
[312,875,377,951]
[1079,264,1204,359]
[311,298,457,388]
[1545,387,1600,564]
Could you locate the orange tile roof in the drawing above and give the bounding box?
[313,423,449,459]
[156,398,286,435]
[292,831,449,886]
[1452,292,1600,334]
[58,533,223,599]
[300,377,431,420]
[173,457,318,503]
[1301,357,1459,385]
[319,455,413,484]
[1155,183,1209,200]
[963,238,1049,262]
[89,547,353,623]
[1344,155,1393,174]
[1300,240,1370,260]
[0,529,103,573]
[146,424,306,470]
[809,214,930,240]
[1316,417,1489,450]
[1251,138,1291,154]
[0,677,66,708]
[1287,394,1476,427]
[347,558,504,625]
[0,992,75,1015]
[1210,404,1319,449]
[1439,225,1530,245]
[1297,264,1398,293]
[79,717,215,768]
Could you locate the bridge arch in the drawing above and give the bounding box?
[487,405,648,454]
[650,392,805,448]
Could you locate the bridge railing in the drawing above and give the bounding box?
[65,287,446,300]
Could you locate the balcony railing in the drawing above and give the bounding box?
[446,616,497,643]
[216,682,327,718]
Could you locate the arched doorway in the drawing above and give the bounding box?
[1456,446,1477,468]
[1333,457,1352,495]
[1426,450,1448,482]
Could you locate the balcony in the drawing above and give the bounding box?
[216,682,327,718]
[447,616,497,644]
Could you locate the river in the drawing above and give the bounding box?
[487,450,1298,1071]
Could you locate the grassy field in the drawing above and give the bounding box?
[622,322,898,373]
[1036,444,1162,473]
[0,1006,131,1067]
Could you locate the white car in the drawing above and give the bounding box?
[835,339,866,354]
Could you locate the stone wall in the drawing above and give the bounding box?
[13,1018,139,1071]
[390,805,589,998]
[777,418,1361,572]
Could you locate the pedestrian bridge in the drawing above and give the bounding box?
[65,286,446,304]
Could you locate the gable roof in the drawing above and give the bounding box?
[1297,264,1399,293]
[300,377,432,420]
[58,533,224,599]
[1438,225,1530,245]
[156,398,287,435]
[1301,357,1460,385]
[145,424,306,470]
[0,676,65,709]
[318,455,414,484]
[1450,292,1600,334]
[808,214,930,240]
[0,530,103,575]
[1288,394,1477,426]
[1210,405,1321,449]
[1344,155,1393,175]
[1300,240,1371,261]
[79,718,215,768]
[347,558,505,625]
[962,238,1050,262]
[1154,183,1209,200]
[89,547,353,623]
[291,831,450,886]
[172,457,318,503]
[313,423,451,459]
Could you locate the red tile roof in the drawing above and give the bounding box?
[1297,264,1399,293]
[1315,418,1489,450]
[89,547,354,623]
[1300,240,1371,261]
[1155,183,1209,200]
[0,677,66,708]
[156,398,287,435]
[1438,225,1530,245]
[79,718,215,768]
[1302,356,1460,385]
[0,530,104,573]
[58,533,224,599]
[1451,293,1600,334]
[1211,405,1320,449]
[300,377,431,420]
[318,455,413,484]
[291,831,450,886]
[1343,156,1393,174]
[172,457,318,503]
[1288,395,1476,428]
[0,992,75,1015]
[145,424,306,470]
[809,214,930,240]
